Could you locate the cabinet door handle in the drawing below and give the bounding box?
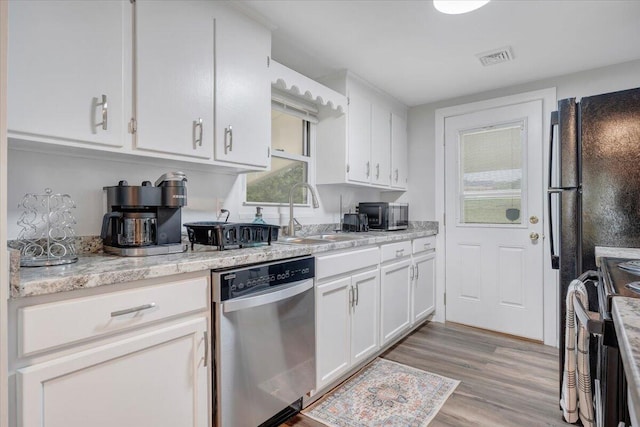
[395,249,405,257]
[110,302,156,317]
[355,283,359,306]
[96,94,108,130]
[203,331,209,368]
[366,161,370,178]
[224,125,233,154]
[376,163,380,179]
[348,286,354,308]
[194,118,203,148]
[395,169,399,182]
[410,265,415,280]
[415,265,420,280]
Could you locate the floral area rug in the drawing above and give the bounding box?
[304,358,459,427]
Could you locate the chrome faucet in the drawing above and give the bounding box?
[288,183,320,236]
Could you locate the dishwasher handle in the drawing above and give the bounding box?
[222,279,313,313]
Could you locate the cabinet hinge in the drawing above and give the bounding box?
[267,56,270,68]
[347,97,350,106]
[128,118,137,134]
[444,292,446,306]
[443,213,446,226]
[267,147,270,157]
[346,164,350,173]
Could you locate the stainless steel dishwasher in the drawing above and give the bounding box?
[211,256,315,427]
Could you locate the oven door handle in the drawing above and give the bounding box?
[573,294,604,335]
[222,279,313,313]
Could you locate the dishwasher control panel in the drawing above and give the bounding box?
[214,256,315,301]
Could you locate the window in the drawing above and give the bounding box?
[458,121,525,224]
[245,96,316,205]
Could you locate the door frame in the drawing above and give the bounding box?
[1,1,9,425]
[434,88,557,347]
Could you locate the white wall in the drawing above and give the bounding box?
[6,147,380,239]
[407,59,640,220]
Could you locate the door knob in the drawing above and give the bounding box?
[529,232,540,241]
[529,216,539,224]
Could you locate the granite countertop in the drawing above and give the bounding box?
[11,225,438,299]
[595,246,640,267]
[611,297,640,425]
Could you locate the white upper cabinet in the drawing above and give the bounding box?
[317,71,407,190]
[8,1,272,170]
[346,85,372,184]
[371,103,392,187]
[391,113,408,189]
[8,0,127,149]
[213,5,271,169]
[135,0,214,159]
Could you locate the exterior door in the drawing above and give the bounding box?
[444,100,544,340]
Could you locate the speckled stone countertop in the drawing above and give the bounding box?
[612,297,640,425]
[12,224,438,299]
[595,246,640,267]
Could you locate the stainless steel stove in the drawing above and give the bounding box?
[596,257,640,426]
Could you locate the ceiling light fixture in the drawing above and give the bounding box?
[433,0,490,14]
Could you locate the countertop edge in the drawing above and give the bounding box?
[611,297,640,426]
[13,229,437,299]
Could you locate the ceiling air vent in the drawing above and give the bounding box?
[476,46,514,66]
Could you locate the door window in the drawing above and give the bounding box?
[458,121,526,225]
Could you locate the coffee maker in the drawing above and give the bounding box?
[101,172,188,256]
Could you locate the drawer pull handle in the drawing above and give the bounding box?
[110,303,157,317]
[395,249,405,257]
[424,242,432,248]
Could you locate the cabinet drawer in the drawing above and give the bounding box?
[316,247,379,281]
[380,240,412,263]
[18,275,209,356]
[413,236,436,254]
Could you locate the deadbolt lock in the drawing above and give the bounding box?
[529,232,540,241]
[529,216,539,224]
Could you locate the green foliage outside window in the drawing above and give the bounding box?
[246,162,307,204]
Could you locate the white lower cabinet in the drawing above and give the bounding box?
[315,246,380,392]
[411,252,436,324]
[17,317,208,427]
[316,276,351,389]
[315,268,380,391]
[380,258,412,346]
[350,269,380,364]
[313,236,437,396]
[11,273,210,427]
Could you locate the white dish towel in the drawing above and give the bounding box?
[560,279,595,427]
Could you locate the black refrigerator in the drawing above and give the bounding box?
[548,86,640,418]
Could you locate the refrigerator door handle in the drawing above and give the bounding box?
[548,111,561,270]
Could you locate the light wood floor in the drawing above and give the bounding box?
[283,321,565,427]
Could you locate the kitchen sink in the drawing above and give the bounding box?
[306,233,364,241]
[276,233,364,245]
[276,236,331,245]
